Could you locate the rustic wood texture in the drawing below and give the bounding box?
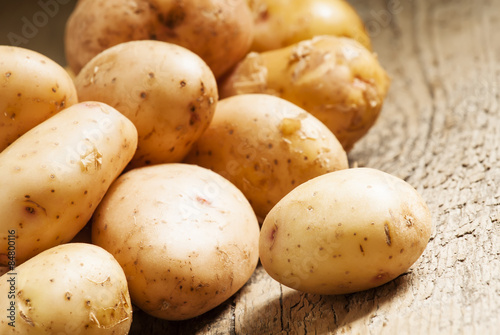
[130,0,500,333]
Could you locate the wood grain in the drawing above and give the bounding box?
[132,0,500,333]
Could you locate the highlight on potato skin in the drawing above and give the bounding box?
[220,35,391,152]
[248,0,372,52]
[259,168,432,295]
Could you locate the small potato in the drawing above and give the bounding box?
[0,46,78,152]
[0,243,132,334]
[65,0,254,78]
[184,94,348,220]
[248,0,371,52]
[92,163,260,320]
[260,168,432,295]
[220,36,391,152]
[75,40,217,168]
[0,102,138,266]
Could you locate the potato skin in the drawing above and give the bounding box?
[0,243,132,334]
[0,102,138,266]
[92,163,260,320]
[75,40,217,168]
[184,94,348,219]
[65,0,254,78]
[220,36,391,152]
[248,0,371,52]
[0,46,78,152]
[260,168,432,295]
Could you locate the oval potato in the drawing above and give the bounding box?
[0,243,132,334]
[0,46,78,152]
[0,102,138,266]
[260,168,432,295]
[184,94,348,220]
[248,0,371,52]
[92,163,260,320]
[75,40,217,168]
[65,0,254,78]
[220,36,390,152]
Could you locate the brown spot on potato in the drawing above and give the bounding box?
[359,244,364,254]
[384,223,392,246]
[189,105,199,125]
[196,196,211,206]
[180,80,186,87]
[140,92,147,99]
[373,272,390,282]
[5,72,11,78]
[162,6,185,29]
[65,292,72,300]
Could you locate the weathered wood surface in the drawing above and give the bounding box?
[130,0,500,333]
[2,0,498,333]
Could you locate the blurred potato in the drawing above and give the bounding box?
[220,36,390,151]
[65,0,254,78]
[248,0,371,52]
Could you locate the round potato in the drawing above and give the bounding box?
[0,102,137,266]
[184,94,348,220]
[220,36,391,152]
[0,243,132,334]
[248,0,371,52]
[0,46,78,152]
[65,0,254,78]
[75,40,217,168]
[92,163,260,320]
[260,168,432,295]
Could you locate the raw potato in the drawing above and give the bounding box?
[75,40,217,168]
[0,102,138,266]
[0,243,132,334]
[260,168,432,295]
[184,94,348,220]
[92,163,260,320]
[220,35,391,152]
[65,0,254,78]
[248,0,371,52]
[0,46,78,152]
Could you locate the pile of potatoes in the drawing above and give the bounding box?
[0,0,432,333]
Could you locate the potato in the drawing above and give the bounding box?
[248,0,371,52]
[0,46,78,152]
[65,0,254,78]
[184,94,348,220]
[260,168,432,295]
[220,36,391,152]
[75,40,217,168]
[0,102,137,266]
[92,163,260,320]
[0,243,132,334]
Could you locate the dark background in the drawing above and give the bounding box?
[0,0,78,65]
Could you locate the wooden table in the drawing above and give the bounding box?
[2,0,498,333]
[129,1,499,333]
